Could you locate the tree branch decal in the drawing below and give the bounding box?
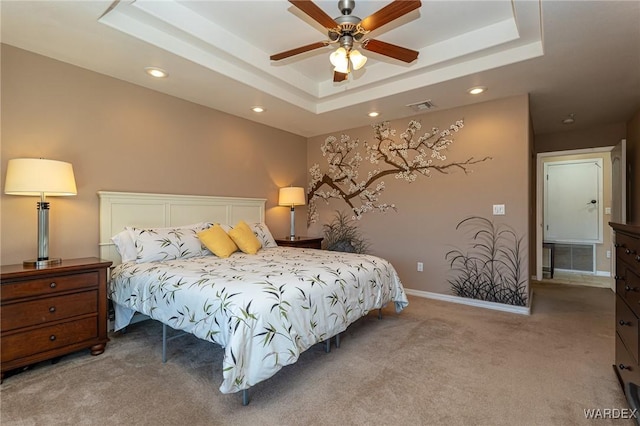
[307,119,492,224]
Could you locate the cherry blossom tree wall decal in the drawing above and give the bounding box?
[307,119,491,225]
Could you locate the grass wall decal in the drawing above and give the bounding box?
[445,216,527,306]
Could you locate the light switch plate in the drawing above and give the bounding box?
[493,204,506,215]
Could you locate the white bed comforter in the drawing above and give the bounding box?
[109,247,408,394]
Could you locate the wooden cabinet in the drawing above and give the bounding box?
[275,236,323,250]
[611,223,640,395]
[0,257,112,380]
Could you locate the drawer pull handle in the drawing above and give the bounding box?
[619,363,631,370]
[620,320,632,326]
[49,306,56,313]
[49,282,57,289]
[626,249,637,255]
[616,275,625,281]
[636,255,640,262]
[49,335,56,341]
[615,243,623,248]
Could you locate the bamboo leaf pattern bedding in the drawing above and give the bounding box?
[109,247,409,394]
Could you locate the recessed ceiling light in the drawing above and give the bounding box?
[144,67,168,78]
[251,106,265,113]
[368,111,380,117]
[467,86,487,95]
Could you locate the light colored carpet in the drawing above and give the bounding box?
[0,282,632,425]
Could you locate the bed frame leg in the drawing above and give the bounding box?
[242,389,250,406]
[324,339,331,353]
[378,308,382,320]
[335,333,341,348]
[162,324,168,363]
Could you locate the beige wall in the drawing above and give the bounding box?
[1,45,308,265]
[535,122,626,154]
[627,108,640,223]
[307,95,531,298]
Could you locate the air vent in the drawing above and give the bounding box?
[406,99,437,112]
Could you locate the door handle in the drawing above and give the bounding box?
[589,199,597,204]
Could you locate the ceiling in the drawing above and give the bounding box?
[2,0,639,138]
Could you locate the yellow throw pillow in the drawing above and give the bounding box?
[228,220,262,255]
[197,224,237,258]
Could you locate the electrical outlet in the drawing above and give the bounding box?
[417,262,424,272]
[606,250,611,259]
[493,204,505,215]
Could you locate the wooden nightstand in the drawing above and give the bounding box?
[0,257,112,381]
[275,236,323,250]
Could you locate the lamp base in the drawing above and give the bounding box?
[23,258,62,268]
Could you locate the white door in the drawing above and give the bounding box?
[544,159,603,243]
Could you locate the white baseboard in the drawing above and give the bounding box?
[404,288,531,315]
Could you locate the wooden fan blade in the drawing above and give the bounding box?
[362,39,419,63]
[270,41,328,61]
[289,0,338,30]
[359,0,421,32]
[333,71,348,82]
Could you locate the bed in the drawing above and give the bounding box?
[99,191,408,404]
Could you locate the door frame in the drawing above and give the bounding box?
[535,146,614,282]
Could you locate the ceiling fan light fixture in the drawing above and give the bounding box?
[330,48,347,67]
[331,48,350,74]
[349,49,367,70]
[333,61,350,75]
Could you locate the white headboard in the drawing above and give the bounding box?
[98,191,266,265]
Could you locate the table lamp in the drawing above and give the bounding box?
[278,187,305,240]
[4,158,77,267]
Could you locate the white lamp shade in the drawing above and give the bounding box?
[4,158,77,196]
[279,187,306,206]
[350,49,367,70]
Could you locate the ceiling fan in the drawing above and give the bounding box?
[270,0,421,82]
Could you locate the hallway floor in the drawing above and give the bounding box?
[538,270,612,288]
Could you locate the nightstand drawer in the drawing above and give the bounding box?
[1,271,99,301]
[1,258,111,380]
[1,316,98,363]
[1,290,98,332]
[275,237,323,249]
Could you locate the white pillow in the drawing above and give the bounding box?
[127,223,209,263]
[111,230,137,263]
[248,222,278,249]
